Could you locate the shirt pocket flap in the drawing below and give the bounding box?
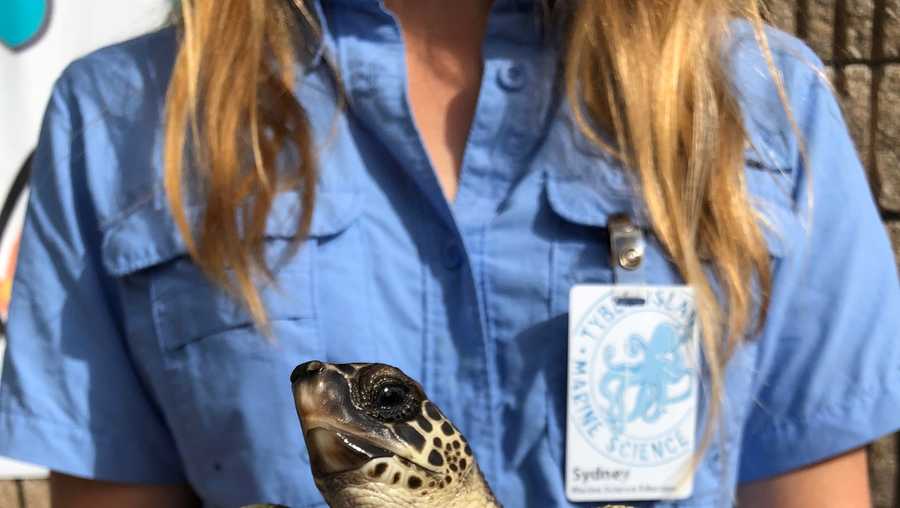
[543,140,649,229]
[100,189,362,351]
[101,188,362,277]
[545,146,798,258]
[744,152,803,259]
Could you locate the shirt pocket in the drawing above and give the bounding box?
[101,189,362,362]
[541,156,649,476]
[544,150,798,320]
[543,154,671,318]
[540,146,793,504]
[743,153,804,260]
[99,189,362,507]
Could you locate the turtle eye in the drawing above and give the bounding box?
[376,383,409,410]
[368,379,418,422]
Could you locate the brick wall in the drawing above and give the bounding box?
[0,480,48,508]
[0,2,898,507]
[764,1,899,507]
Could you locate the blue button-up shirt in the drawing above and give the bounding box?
[1,1,899,506]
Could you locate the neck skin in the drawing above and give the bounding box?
[321,462,501,508]
[382,0,494,203]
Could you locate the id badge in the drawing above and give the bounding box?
[566,284,700,502]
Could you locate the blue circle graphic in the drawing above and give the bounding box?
[0,0,51,50]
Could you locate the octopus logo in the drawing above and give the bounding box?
[600,324,694,437]
[569,288,699,468]
[0,0,52,51]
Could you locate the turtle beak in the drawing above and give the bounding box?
[306,428,393,476]
[291,361,325,385]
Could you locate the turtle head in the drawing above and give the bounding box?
[291,361,487,506]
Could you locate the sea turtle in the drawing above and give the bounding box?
[246,361,633,507]
[290,361,500,508]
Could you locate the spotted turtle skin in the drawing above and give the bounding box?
[291,361,500,507]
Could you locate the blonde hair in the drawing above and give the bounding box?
[564,0,781,451]
[165,0,319,325]
[164,0,788,444]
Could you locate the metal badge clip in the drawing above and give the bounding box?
[608,213,646,285]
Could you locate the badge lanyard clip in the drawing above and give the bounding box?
[608,213,645,285]
[566,215,699,503]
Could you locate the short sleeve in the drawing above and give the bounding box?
[0,68,185,483]
[737,52,900,482]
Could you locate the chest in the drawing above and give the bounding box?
[91,21,795,506]
[98,104,784,508]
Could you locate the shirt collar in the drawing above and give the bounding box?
[322,0,539,10]
[306,0,546,68]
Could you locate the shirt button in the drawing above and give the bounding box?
[498,62,528,91]
[442,241,464,270]
[351,70,376,97]
[503,129,528,155]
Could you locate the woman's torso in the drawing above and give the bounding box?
[53,2,863,506]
